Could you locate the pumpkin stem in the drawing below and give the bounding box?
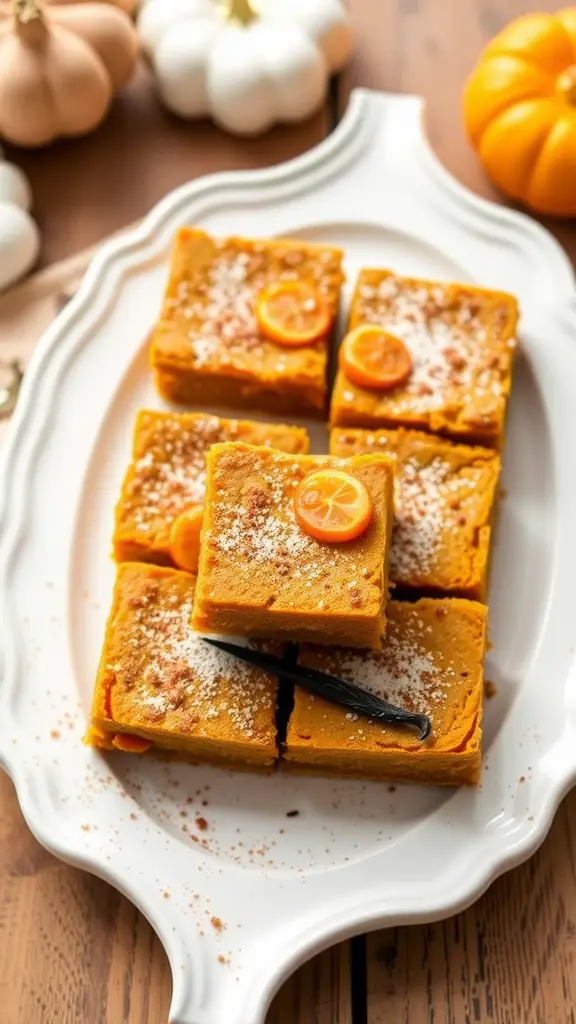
[557,66,576,106]
[13,0,48,44]
[13,0,44,21]
[226,0,258,28]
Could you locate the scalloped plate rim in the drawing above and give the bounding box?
[1,89,576,1024]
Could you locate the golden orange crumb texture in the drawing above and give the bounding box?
[88,227,518,787]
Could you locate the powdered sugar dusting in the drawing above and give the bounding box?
[391,455,474,577]
[187,251,261,368]
[296,602,484,747]
[119,412,306,537]
[355,274,515,415]
[214,455,324,583]
[164,237,343,371]
[331,428,498,588]
[208,450,386,611]
[217,503,315,567]
[108,571,275,740]
[331,625,451,715]
[214,460,315,573]
[124,414,229,533]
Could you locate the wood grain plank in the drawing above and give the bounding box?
[366,787,576,1024]
[0,772,172,1024]
[267,943,352,1024]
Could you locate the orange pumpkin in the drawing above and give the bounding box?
[463,7,576,217]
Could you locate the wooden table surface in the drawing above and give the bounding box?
[1,2,576,1022]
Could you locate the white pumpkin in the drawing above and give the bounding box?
[0,149,39,290]
[138,0,353,135]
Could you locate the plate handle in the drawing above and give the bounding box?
[167,931,298,1024]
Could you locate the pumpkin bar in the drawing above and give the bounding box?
[284,598,487,785]
[87,563,280,767]
[192,442,394,649]
[150,228,344,417]
[330,427,501,600]
[331,269,518,447]
[113,409,309,565]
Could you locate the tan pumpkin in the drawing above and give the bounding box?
[464,7,576,217]
[50,0,138,14]
[0,0,139,146]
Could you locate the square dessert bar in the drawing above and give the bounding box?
[150,228,344,417]
[87,563,280,767]
[113,410,309,566]
[284,598,487,785]
[192,443,394,649]
[331,269,518,447]
[330,427,501,600]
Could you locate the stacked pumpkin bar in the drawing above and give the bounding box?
[90,411,311,767]
[88,227,518,787]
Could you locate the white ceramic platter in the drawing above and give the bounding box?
[2,91,576,1024]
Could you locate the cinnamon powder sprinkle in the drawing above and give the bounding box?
[391,455,474,576]
[210,450,385,614]
[163,238,342,372]
[104,568,276,742]
[332,430,499,587]
[298,603,482,744]
[122,412,307,536]
[126,414,233,533]
[335,628,449,715]
[354,274,515,416]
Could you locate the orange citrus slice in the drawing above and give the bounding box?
[256,281,331,346]
[294,469,373,542]
[112,733,153,753]
[169,505,204,574]
[83,725,115,750]
[340,324,412,391]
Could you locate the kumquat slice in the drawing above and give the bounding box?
[256,281,331,346]
[112,733,153,753]
[169,505,204,574]
[294,469,373,542]
[340,324,412,391]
